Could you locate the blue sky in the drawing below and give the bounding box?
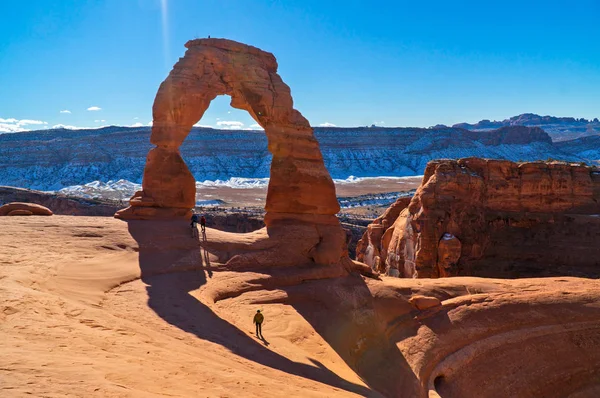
[1,0,599,132]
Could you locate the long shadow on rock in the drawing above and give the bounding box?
[258,273,421,397]
[127,220,377,397]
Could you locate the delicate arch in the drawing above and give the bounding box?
[116,39,339,226]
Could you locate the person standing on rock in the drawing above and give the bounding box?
[253,310,264,338]
[200,214,206,234]
[190,212,199,238]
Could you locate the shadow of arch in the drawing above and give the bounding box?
[127,220,380,397]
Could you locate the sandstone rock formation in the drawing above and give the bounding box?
[0,202,53,216]
[116,38,339,225]
[355,195,413,274]
[358,158,600,278]
[0,186,120,216]
[116,39,347,266]
[7,209,34,216]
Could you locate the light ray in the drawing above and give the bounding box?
[160,0,169,71]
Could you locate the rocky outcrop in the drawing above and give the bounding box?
[453,112,600,140]
[355,195,413,273]
[464,126,552,145]
[0,202,53,216]
[360,158,600,278]
[116,39,347,266]
[0,186,120,216]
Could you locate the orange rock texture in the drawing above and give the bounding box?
[115,39,347,266]
[0,202,53,216]
[358,158,600,278]
[355,195,412,273]
[116,38,339,226]
[3,216,600,397]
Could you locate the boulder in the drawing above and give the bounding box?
[7,210,34,216]
[408,295,442,310]
[0,202,53,216]
[437,233,461,277]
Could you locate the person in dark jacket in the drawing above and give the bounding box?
[190,212,199,237]
[253,310,264,338]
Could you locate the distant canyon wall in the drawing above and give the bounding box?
[357,158,600,278]
[0,125,597,190]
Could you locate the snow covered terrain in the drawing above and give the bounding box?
[58,180,140,201]
[0,121,597,194]
[338,191,414,209]
[453,113,600,141]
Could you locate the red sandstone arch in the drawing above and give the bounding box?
[115,38,339,226]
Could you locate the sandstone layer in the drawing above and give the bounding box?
[358,159,600,278]
[0,202,53,216]
[116,38,339,226]
[355,195,412,273]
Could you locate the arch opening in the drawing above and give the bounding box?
[186,94,270,208]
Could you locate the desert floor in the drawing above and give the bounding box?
[1,216,377,397]
[2,216,599,397]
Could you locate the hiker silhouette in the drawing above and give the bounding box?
[253,310,264,338]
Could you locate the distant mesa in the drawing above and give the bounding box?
[453,112,599,130]
[0,202,53,216]
[357,158,600,278]
[1,114,599,192]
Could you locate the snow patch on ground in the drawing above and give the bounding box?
[196,178,269,189]
[338,191,414,209]
[333,175,423,184]
[49,177,420,206]
[196,199,226,207]
[57,180,140,200]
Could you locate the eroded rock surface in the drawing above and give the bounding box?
[0,186,120,216]
[355,196,413,273]
[3,215,600,398]
[0,202,53,216]
[115,39,346,266]
[116,38,339,226]
[359,158,600,278]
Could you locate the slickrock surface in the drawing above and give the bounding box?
[116,38,339,227]
[2,216,599,397]
[357,158,600,278]
[0,202,53,216]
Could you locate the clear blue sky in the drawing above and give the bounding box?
[1,0,599,132]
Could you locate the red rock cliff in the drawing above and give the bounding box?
[358,158,600,278]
